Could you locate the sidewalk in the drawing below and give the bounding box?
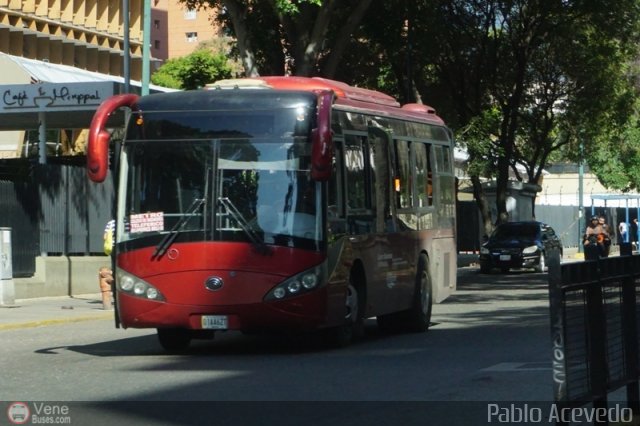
[0,293,113,331]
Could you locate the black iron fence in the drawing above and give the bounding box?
[548,248,640,424]
[0,158,113,277]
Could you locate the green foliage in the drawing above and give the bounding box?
[274,0,322,14]
[151,49,233,90]
[589,100,640,191]
[457,107,502,179]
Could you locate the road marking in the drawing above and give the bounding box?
[481,362,550,372]
[0,314,112,331]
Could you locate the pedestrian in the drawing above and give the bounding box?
[632,218,639,250]
[103,219,115,256]
[99,219,115,310]
[619,220,629,243]
[583,215,602,260]
[598,215,612,257]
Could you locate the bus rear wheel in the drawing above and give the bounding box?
[157,328,191,352]
[405,254,432,332]
[377,253,432,333]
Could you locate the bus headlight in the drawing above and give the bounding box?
[287,281,301,293]
[301,273,317,289]
[265,262,327,301]
[116,268,165,301]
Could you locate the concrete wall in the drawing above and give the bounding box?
[13,256,111,299]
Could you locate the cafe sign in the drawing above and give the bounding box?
[0,81,114,112]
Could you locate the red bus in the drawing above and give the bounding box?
[88,77,457,351]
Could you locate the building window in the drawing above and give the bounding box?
[186,32,198,42]
[154,20,160,29]
[154,40,161,49]
[184,9,197,20]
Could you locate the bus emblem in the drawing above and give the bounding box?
[205,277,224,291]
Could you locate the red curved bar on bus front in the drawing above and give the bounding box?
[87,94,139,182]
[311,90,334,181]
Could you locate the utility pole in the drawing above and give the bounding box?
[142,0,151,95]
[123,0,130,93]
[578,143,584,253]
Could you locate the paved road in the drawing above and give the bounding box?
[0,265,568,425]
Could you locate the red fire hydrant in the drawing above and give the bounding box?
[98,267,113,310]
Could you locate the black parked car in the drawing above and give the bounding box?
[479,221,563,273]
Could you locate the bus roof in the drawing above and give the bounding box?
[206,76,445,125]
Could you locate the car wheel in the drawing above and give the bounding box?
[535,252,546,273]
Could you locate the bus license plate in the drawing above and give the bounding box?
[499,254,511,261]
[201,315,228,329]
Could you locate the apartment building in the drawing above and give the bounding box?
[0,0,145,79]
[0,0,222,159]
[151,0,221,62]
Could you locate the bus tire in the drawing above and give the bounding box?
[157,328,191,352]
[405,253,432,333]
[324,279,363,348]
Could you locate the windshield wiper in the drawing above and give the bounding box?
[152,197,205,259]
[218,197,271,255]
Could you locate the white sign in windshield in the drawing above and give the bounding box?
[130,212,165,233]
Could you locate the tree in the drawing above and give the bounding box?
[151,49,234,90]
[180,0,374,77]
[396,0,640,235]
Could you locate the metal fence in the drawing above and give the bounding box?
[0,158,113,277]
[547,248,640,424]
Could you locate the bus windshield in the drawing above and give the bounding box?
[118,110,323,251]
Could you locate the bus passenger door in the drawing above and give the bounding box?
[368,127,416,314]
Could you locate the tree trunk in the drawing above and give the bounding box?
[471,175,493,239]
[222,0,259,77]
[321,0,373,78]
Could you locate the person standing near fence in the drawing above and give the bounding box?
[584,215,611,259]
[619,220,629,243]
[99,219,115,310]
[598,215,612,257]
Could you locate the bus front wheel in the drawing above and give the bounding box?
[324,279,363,348]
[157,328,191,352]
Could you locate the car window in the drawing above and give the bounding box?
[492,224,538,239]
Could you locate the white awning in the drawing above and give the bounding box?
[0,52,176,131]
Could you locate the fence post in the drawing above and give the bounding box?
[587,257,609,418]
[547,246,568,414]
[623,256,640,415]
[0,227,15,305]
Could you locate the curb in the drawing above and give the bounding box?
[0,312,113,331]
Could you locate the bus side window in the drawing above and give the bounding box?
[329,141,344,218]
[344,136,367,211]
[344,135,374,235]
[414,142,433,207]
[394,140,412,209]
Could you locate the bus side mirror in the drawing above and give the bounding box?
[310,91,334,181]
[87,94,139,182]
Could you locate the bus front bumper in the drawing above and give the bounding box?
[117,288,329,332]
